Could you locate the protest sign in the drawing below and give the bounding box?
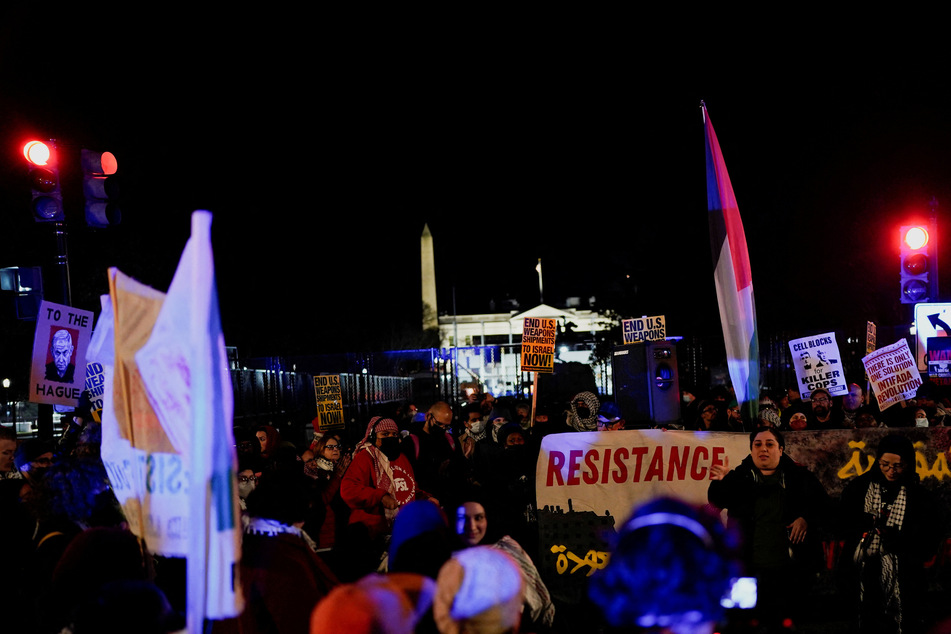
[85,360,106,417]
[521,317,556,373]
[314,374,344,431]
[928,338,951,382]
[535,427,951,605]
[28,300,95,406]
[863,338,923,411]
[621,314,666,344]
[788,332,847,399]
[914,302,951,371]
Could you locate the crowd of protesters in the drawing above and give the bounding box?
[2,378,951,633]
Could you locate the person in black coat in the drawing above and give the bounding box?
[708,426,830,629]
[839,434,942,634]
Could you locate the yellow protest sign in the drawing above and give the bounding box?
[622,315,666,344]
[314,374,344,430]
[521,317,556,374]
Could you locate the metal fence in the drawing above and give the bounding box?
[230,368,413,447]
[232,326,893,445]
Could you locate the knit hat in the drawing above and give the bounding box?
[310,573,435,634]
[433,546,523,634]
[496,422,526,447]
[599,401,621,422]
[389,501,450,575]
[876,434,916,471]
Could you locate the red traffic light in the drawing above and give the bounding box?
[23,140,52,166]
[900,223,937,304]
[903,226,929,250]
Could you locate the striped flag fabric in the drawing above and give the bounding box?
[703,103,760,416]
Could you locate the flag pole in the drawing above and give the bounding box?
[536,259,543,304]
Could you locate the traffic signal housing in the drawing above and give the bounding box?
[81,149,120,228]
[23,140,64,222]
[900,223,937,304]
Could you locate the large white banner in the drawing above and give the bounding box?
[536,429,752,521]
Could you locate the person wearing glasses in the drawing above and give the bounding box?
[840,434,942,634]
[303,433,351,561]
[807,387,844,429]
[692,400,731,432]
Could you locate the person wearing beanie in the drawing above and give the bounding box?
[840,433,943,633]
[433,546,524,634]
[310,572,436,634]
[387,500,453,580]
[596,401,626,431]
[588,497,742,634]
[806,387,844,429]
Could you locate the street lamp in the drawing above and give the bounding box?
[2,378,10,426]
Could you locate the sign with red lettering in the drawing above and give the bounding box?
[535,429,750,520]
[863,338,923,411]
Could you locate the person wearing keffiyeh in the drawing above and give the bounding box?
[340,416,436,579]
[566,391,600,432]
[840,434,942,634]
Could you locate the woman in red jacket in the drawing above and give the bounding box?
[340,416,436,579]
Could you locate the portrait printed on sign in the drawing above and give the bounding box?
[29,300,95,407]
[788,332,847,400]
[45,327,78,383]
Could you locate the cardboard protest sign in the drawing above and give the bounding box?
[863,338,923,411]
[788,332,847,399]
[314,374,344,430]
[521,317,556,373]
[621,314,666,344]
[29,300,95,406]
[866,321,877,355]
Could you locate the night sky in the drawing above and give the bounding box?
[2,16,949,368]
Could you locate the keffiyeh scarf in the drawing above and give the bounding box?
[854,481,906,631]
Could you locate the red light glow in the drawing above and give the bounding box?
[100,151,118,175]
[23,140,51,166]
[904,226,929,250]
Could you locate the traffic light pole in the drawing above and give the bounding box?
[53,221,72,307]
[929,196,939,302]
